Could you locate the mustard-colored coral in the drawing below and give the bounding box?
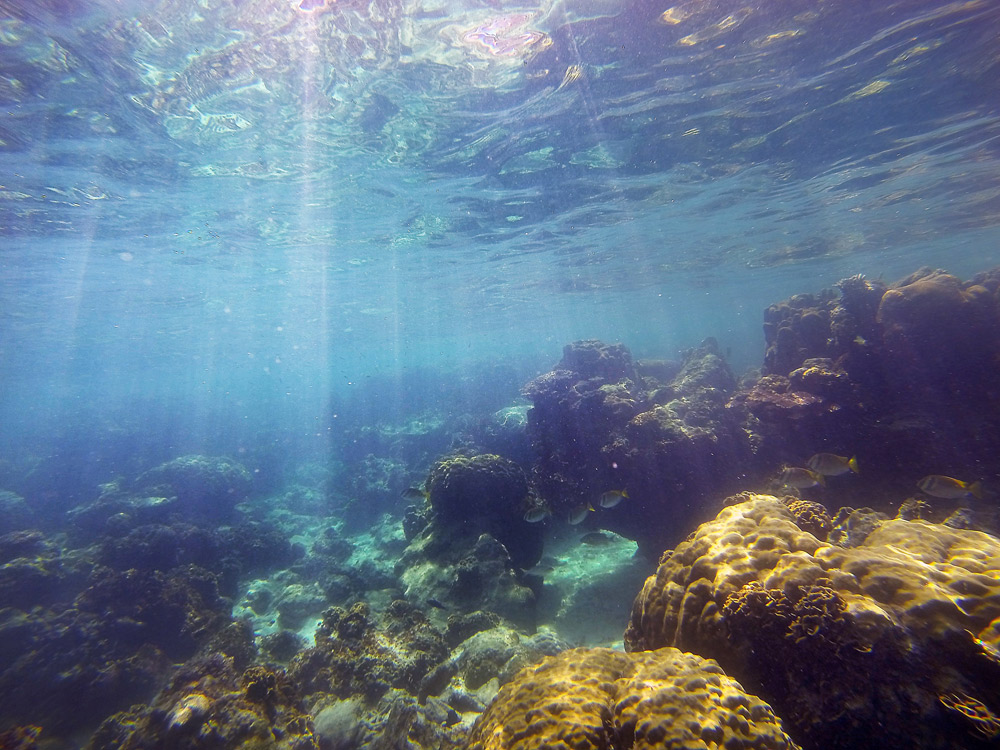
[465,647,798,750]
[626,495,1000,654]
[624,495,1000,750]
[781,498,832,540]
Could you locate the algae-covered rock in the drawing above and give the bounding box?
[288,600,449,704]
[135,455,253,522]
[425,453,540,569]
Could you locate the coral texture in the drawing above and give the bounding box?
[288,600,449,704]
[0,565,232,737]
[465,646,797,750]
[86,655,316,750]
[523,338,749,554]
[624,495,1000,750]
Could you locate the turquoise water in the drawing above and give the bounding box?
[3,0,998,438]
[1,1,1000,747]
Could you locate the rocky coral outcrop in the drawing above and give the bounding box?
[465,646,798,750]
[523,338,750,554]
[740,267,1000,486]
[397,531,539,631]
[134,455,254,522]
[288,600,449,704]
[424,453,540,569]
[522,340,645,504]
[624,495,1000,750]
[87,654,316,750]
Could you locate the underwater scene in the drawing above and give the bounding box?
[2,0,1000,748]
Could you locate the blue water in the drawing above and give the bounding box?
[2,0,999,459]
[1,0,1000,746]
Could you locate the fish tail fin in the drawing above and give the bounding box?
[817,473,827,487]
[968,481,984,500]
[622,489,629,498]
[848,456,860,473]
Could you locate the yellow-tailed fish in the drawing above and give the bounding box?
[568,501,595,525]
[599,489,629,508]
[778,467,825,489]
[807,453,859,476]
[917,475,983,500]
[401,487,428,501]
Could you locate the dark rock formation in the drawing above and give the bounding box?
[523,338,750,554]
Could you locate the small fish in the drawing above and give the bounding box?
[426,598,446,610]
[524,503,552,523]
[401,487,428,501]
[807,453,860,476]
[917,475,983,500]
[568,501,596,525]
[580,531,613,546]
[779,467,826,489]
[599,490,629,508]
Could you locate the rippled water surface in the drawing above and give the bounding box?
[1,0,999,422]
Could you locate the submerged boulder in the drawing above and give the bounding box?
[134,455,253,522]
[425,453,540,569]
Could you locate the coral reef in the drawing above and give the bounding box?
[288,600,449,704]
[465,646,798,750]
[134,454,254,522]
[86,654,317,750]
[5,264,1000,750]
[741,267,1000,486]
[523,338,750,554]
[0,564,233,737]
[624,495,1000,750]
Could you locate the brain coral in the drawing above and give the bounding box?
[624,495,1000,750]
[465,646,798,750]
